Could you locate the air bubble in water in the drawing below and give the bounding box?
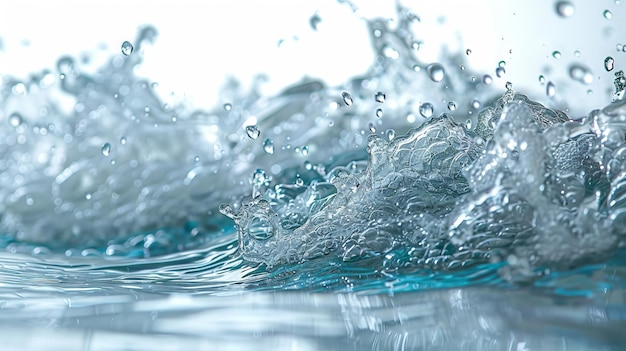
[386,129,396,141]
[121,41,134,56]
[374,91,386,103]
[483,75,493,84]
[246,125,261,140]
[263,138,274,154]
[496,67,506,77]
[375,108,383,118]
[101,143,111,156]
[426,63,445,82]
[419,102,434,117]
[546,81,556,97]
[605,56,615,71]
[342,91,353,106]
[569,64,594,84]
[555,1,575,17]
[9,113,23,127]
[447,101,457,111]
[604,9,613,19]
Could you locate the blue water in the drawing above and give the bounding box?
[1,2,626,350]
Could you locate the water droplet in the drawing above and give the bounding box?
[426,63,445,82]
[342,91,353,106]
[295,178,304,187]
[412,64,421,72]
[386,129,396,141]
[120,136,127,145]
[304,161,313,170]
[505,81,513,90]
[539,75,546,84]
[447,101,457,111]
[617,44,623,52]
[604,9,613,19]
[224,103,232,111]
[194,156,200,162]
[419,102,434,118]
[496,67,506,78]
[383,45,399,59]
[374,91,386,103]
[309,13,322,31]
[101,143,111,156]
[368,123,377,133]
[263,138,275,154]
[546,81,556,97]
[459,65,465,71]
[121,41,134,56]
[555,1,575,18]
[483,75,493,84]
[252,168,269,188]
[465,119,473,130]
[574,49,581,57]
[471,99,481,109]
[301,145,309,156]
[605,56,615,71]
[246,125,261,140]
[498,61,506,68]
[466,48,472,55]
[375,108,383,118]
[569,64,594,84]
[552,50,561,59]
[8,113,23,127]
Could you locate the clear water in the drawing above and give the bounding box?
[1,2,626,350]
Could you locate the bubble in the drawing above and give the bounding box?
[604,9,613,19]
[374,91,386,103]
[605,57,615,72]
[341,91,353,106]
[375,108,383,118]
[495,66,506,78]
[568,64,594,84]
[546,81,556,97]
[301,145,309,156]
[555,1,575,17]
[419,102,434,118]
[120,136,127,145]
[483,75,493,84]
[552,50,561,59]
[385,129,396,141]
[263,138,275,154]
[8,113,23,127]
[295,178,304,187]
[471,99,481,109]
[224,103,232,111]
[248,216,274,240]
[121,41,134,56]
[426,63,445,82]
[246,125,261,140]
[466,48,472,55]
[447,101,457,111]
[101,143,111,156]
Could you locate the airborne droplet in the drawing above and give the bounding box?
[341,91,353,106]
[386,129,396,141]
[223,103,232,111]
[426,63,445,82]
[555,1,575,17]
[121,41,134,56]
[603,9,613,19]
[263,138,275,154]
[569,64,594,84]
[419,102,434,118]
[495,66,506,78]
[8,113,23,127]
[546,81,556,97]
[374,91,386,103]
[375,108,383,118]
[246,125,261,140]
[101,143,111,156]
[483,75,493,84]
[447,101,457,111]
[605,56,615,72]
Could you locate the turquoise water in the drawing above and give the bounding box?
[1,2,626,350]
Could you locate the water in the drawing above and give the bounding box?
[1,2,626,350]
